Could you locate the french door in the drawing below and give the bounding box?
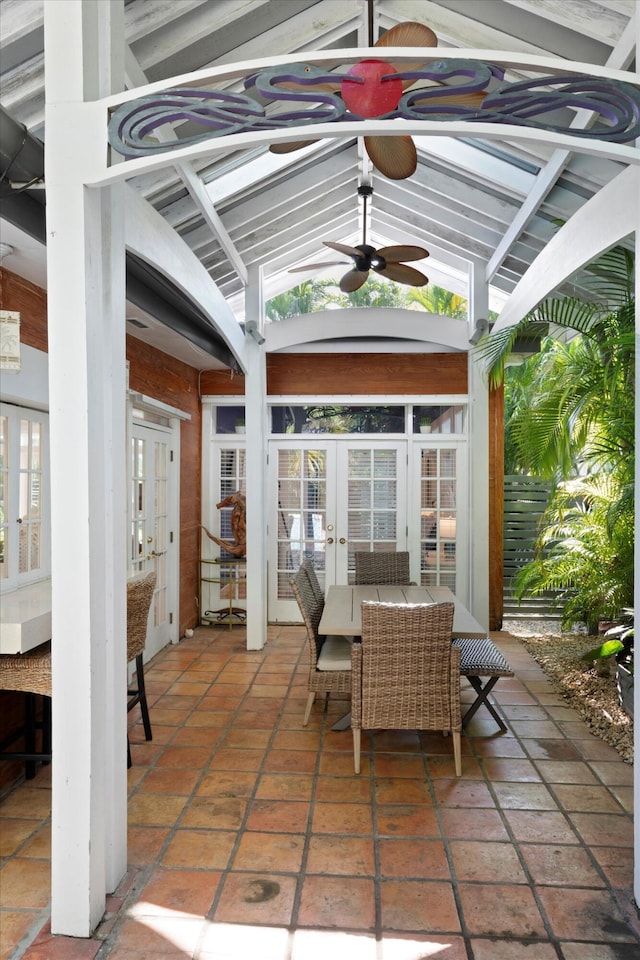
[129,421,179,658]
[269,440,407,620]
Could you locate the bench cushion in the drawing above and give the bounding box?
[453,637,513,678]
[317,635,352,671]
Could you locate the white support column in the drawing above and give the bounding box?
[244,265,268,650]
[44,0,127,935]
[467,263,490,631]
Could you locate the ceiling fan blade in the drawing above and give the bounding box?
[340,269,369,293]
[376,263,429,287]
[375,21,438,49]
[364,135,416,180]
[324,240,363,259]
[415,89,487,109]
[375,21,437,87]
[270,138,320,154]
[288,261,349,273]
[377,245,429,263]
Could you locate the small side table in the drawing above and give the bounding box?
[200,557,247,629]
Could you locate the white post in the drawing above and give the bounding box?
[44,0,127,935]
[468,262,490,630]
[244,265,268,650]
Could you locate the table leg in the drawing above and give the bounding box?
[462,676,507,731]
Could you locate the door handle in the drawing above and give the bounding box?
[326,537,334,544]
[339,538,346,544]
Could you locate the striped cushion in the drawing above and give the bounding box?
[453,638,513,677]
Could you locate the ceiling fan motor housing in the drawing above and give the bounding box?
[354,243,384,271]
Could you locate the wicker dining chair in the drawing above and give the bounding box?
[353,550,414,585]
[300,558,324,602]
[351,600,461,776]
[127,571,156,767]
[0,642,52,778]
[290,566,351,726]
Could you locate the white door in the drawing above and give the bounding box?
[411,442,468,602]
[268,440,407,620]
[129,421,179,658]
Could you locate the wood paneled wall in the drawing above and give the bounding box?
[201,352,468,396]
[0,269,48,351]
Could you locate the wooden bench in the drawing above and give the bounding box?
[453,637,514,731]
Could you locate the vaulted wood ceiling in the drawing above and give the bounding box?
[0,0,636,366]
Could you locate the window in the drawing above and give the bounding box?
[0,404,50,592]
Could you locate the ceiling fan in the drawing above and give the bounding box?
[289,184,429,293]
[270,11,487,180]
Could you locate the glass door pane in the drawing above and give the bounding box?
[419,447,458,591]
[339,443,406,583]
[130,423,175,658]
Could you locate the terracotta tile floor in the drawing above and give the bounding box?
[2,623,639,959]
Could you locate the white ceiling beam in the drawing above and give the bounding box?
[493,165,638,332]
[486,17,636,281]
[124,45,248,285]
[502,0,630,46]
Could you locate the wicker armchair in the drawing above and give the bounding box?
[0,642,52,778]
[353,550,414,585]
[351,601,461,776]
[300,558,324,602]
[127,571,156,766]
[290,567,351,726]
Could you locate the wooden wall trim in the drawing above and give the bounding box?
[201,352,468,396]
[489,384,505,631]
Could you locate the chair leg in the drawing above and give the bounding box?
[127,737,132,769]
[452,730,461,777]
[25,693,36,780]
[353,728,361,774]
[42,697,52,758]
[303,691,315,726]
[135,653,152,742]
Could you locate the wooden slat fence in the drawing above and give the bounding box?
[503,475,559,618]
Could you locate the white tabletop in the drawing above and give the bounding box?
[318,585,486,639]
[0,579,52,654]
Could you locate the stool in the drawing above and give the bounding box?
[453,637,514,731]
[0,642,52,779]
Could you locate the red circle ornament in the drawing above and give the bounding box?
[341,59,402,118]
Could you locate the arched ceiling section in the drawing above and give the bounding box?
[266,308,471,353]
[0,0,636,368]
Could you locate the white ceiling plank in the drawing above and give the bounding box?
[502,0,631,45]
[383,0,557,55]
[415,138,535,198]
[0,0,43,50]
[124,0,211,43]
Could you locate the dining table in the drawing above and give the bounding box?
[318,584,487,640]
[318,584,512,732]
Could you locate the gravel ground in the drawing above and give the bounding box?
[502,619,634,764]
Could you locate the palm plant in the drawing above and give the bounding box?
[407,284,468,318]
[266,279,338,320]
[513,474,634,632]
[476,245,635,630]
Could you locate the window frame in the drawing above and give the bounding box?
[0,402,51,593]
